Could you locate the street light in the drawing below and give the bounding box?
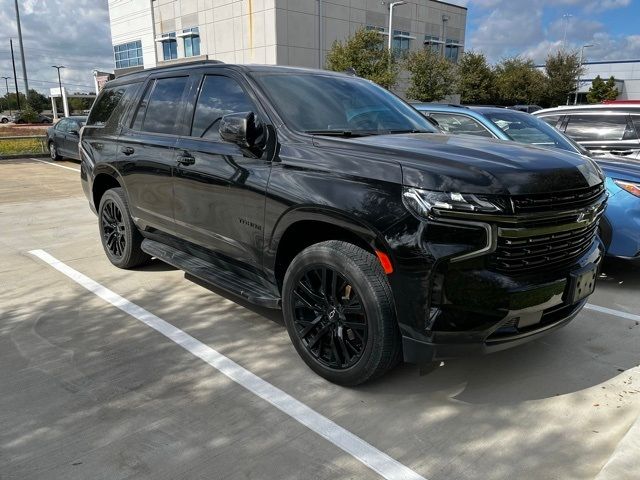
[575,44,594,105]
[562,13,573,48]
[1,76,11,115]
[51,65,65,118]
[385,1,406,52]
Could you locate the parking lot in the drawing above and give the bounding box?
[1,157,639,479]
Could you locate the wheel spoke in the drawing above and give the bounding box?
[297,314,324,339]
[337,332,351,364]
[330,334,341,366]
[307,323,332,349]
[293,289,318,311]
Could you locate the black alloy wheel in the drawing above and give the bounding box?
[283,241,401,386]
[291,266,368,369]
[101,199,127,259]
[98,188,150,269]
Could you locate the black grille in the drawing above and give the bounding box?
[511,184,605,214]
[490,222,598,274]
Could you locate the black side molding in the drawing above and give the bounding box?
[141,239,281,309]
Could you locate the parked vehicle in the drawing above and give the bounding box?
[534,105,640,159]
[415,104,639,261]
[510,104,542,113]
[14,111,52,124]
[46,116,87,161]
[1,113,12,123]
[81,62,606,385]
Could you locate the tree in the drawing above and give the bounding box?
[405,48,458,102]
[494,56,546,105]
[2,92,27,110]
[457,51,495,104]
[544,50,584,107]
[26,89,49,113]
[587,75,619,103]
[326,28,398,89]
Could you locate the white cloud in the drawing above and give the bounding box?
[0,0,113,95]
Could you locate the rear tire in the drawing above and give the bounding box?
[1,118,8,124]
[98,188,150,269]
[282,241,401,386]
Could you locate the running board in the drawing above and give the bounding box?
[141,239,281,309]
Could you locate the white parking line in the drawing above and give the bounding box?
[585,303,640,322]
[29,157,80,172]
[28,249,426,480]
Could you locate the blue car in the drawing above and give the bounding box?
[414,104,640,262]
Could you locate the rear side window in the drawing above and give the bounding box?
[190,75,256,140]
[632,115,640,137]
[429,113,494,138]
[538,114,561,128]
[141,76,189,135]
[565,114,637,141]
[87,83,135,127]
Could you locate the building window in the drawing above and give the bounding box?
[366,25,386,34]
[159,33,178,61]
[445,39,461,62]
[392,30,411,55]
[113,40,143,69]
[182,27,201,57]
[424,35,442,54]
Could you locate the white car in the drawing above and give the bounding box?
[1,114,12,124]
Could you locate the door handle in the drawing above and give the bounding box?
[177,154,195,166]
[121,146,135,156]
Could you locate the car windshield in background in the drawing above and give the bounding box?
[483,110,580,154]
[255,73,437,136]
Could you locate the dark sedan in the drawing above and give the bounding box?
[46,116,87,161]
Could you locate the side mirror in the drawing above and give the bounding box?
[69,130,79,136]
[219,112,265,149]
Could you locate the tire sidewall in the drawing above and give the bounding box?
[282,244,390,385]
[49,141,59,160]
[98,189,138,268]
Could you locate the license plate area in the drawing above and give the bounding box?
[567,264,597,304]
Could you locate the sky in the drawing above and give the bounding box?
[0,0,639,95]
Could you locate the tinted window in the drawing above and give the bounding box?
[141,76,189,135]
[538,114,561,128]
[88,84,133,127]
[256,74,436,134]
[191,75,256,140]
[55,119,68,131]
[632,115,640,136]
[428,113,494,138]
[565,114,636,142]
[131,81,153,131]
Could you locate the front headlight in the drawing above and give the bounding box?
[613,179,640,198]
[403,187,504,218]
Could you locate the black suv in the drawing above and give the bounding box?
[80,62,606,385]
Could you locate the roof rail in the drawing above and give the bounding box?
[117,59,225,79]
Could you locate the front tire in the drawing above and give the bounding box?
[98,188,150,269]
[48,141,61,160]
[282,241,400,386]
[1,118,8,124]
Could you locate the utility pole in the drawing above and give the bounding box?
[14,0,29,95]
[9,39,21,110]
[575,44,594,105]
[562,14,572,49]
[1,77,11,115]
[51,65,65,118]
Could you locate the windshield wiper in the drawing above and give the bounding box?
[385,129,433,134]
[304,129,374,137]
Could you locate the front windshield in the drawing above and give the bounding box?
[482,110,582,154]
[255,73,437,135]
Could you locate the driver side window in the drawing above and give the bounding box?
[190,75,256,140]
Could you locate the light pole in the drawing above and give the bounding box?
[442,14,449,57]
[14,0,28,95]
[51,65,65,118]
[386,1,406,52]
[1,76,11,115]
[562,13,572,48]
[575,44,594,105]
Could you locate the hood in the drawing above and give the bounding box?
[320,133,604,196]
[595,157,640,183]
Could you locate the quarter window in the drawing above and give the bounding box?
[87,84,135,127]
[191,75,256,140]
[141,77,189,135]
[114,41,143,69]
[429,113,494,138]
[538,114,561,128]
[564,114,637,142]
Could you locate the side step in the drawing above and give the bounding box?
[141,239,281,309]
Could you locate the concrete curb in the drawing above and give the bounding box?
[595,410,640,479]
[0,153,48,160]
